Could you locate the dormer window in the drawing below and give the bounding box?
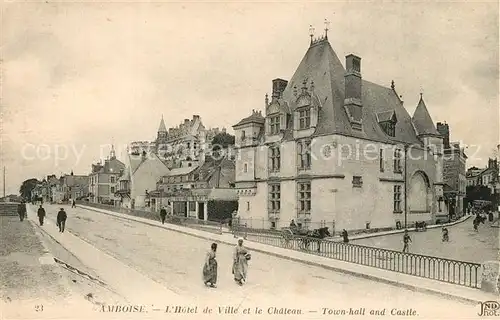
[298,108,311,129]
[377,111,397,137]
[381,121,396,137]
[269,114,280,135]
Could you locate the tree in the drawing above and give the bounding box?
[19,178,40,200]
[211,132,235,151]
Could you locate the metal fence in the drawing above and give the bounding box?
[234,228,482,289]
[77,201,224,235]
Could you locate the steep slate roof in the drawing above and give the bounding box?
[233,111,265,127]
[264,39,427,145]
[158,117,167,132]
[412,96,440,136]
[167,166,198,177]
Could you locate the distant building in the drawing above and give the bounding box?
[129,141,156,155]
[88,146,125,205]
[61,172,89,201]
[467,159,499,194]
[436,122,467,217]
[116,151,170,210]
[150,155,237,220]
[233,32,445,231]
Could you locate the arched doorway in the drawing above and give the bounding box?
[409,171,430,213]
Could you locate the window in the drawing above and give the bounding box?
[379,149,384,172]
[247,201,250,211]
[110,186,115,193]
[297,140,311,170]
[394,149,402,173]
[298,109,311,129]
[269,115,280,135]
[110,176,116,183]
[241,131,246,141]
[297,182,311,215]
[271,221,276,229]
[187,142,190,149]
[244,163,248,173]
[381,121,395,137]
[393,185,402,212]
[269,146,281,172]
[189,202,195,211]
[352,176,363,187]
[268,184,281,214]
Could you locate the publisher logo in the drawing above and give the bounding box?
[478,301,500,317]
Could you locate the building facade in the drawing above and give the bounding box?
[88,147,125,205]
[151,156,237,220]
[467,159,499,193]
[116,151,170,210]
[233,33,445,232]
[436,122,467,217]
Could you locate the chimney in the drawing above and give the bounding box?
[272,78,288,100]
[344,54,363,131]
[193,115,200,121]
[436,122,450,149]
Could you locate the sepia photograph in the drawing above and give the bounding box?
[0,1,499,319]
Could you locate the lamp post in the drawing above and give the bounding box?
[404,144,409,229]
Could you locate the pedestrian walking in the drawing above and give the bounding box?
[37,205,46,226]
[71,199,76,208]
[341,229,349,243]
[57,208,67,233]
[160,207,167,224]
[17,202,26,222]
[402,230,411,253]
[441,227,449,242]
[232,237,250,286]
[203,243,218,288]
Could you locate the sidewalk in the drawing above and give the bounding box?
[26,205,181,306]
[0,216,90,318]
[79,204,498,305]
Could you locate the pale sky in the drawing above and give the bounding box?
[1,1,498,195]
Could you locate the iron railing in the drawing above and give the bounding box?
[77,201,225,235]
[234,225,482,289]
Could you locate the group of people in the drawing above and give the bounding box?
[34,204,68,233]
[202,237,251,288]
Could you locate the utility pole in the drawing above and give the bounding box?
[3,166,5,198]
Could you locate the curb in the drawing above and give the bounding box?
[347,215,472,241]
[80,205,484,306]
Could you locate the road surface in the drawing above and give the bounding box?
[31,204,480,319]
[352,217,499,263]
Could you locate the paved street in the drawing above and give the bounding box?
[352,216,499,263]
[26,204,482,319]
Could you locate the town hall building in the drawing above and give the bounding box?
[233,30,446,232]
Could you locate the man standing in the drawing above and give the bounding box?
[17,202,26,222]
[37,205,46,226]
[402,230,412,253]
[57,208,67,233]
[160,207,167,224]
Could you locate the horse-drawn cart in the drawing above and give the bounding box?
[280,226,331,252]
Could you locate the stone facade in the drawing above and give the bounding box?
[233,34,445,232]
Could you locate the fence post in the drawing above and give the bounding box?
[219,219,223,235]
[244,223,248,240]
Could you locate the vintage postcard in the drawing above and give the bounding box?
[0,1,499,319]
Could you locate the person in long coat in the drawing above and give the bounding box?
[57,208,67,233]
[17,203,26,222]
[160,207,167,224]
[37,205,46,226]
[203,243,218,288]
[232,237,250,285]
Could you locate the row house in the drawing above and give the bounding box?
[150,155,237,221]
[115,151,170,210]
[233,31,446,232]
[467,159,499,193]
[436,122,467,218]
[88,147,125,205]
